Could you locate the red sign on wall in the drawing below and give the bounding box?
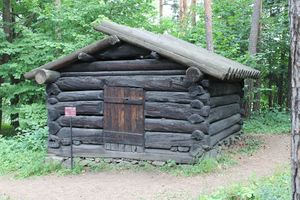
[65,107,77,117]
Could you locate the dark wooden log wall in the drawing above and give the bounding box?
[46,44,244,163]
[207,80,243,146]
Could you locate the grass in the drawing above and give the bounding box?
[225,135,264,156]
[243,110,290,134]
[87,154,236,177]
[199,168,291,200]
[0,127,82,178]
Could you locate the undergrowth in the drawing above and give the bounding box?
[199,168,291,200]
[0,128,77,178]
[243,110,290,134]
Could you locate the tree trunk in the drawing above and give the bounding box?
[289,0,300,198]
[3,0,19,129]
[268,75,273,109]
[245,0,262,115]
[277,73,284,110]
[287,52,292,110]
[191,0,197,26]
[159,0,163,22]
[179,0,187,23]
[249,0,262,55]
[204,0,214,51]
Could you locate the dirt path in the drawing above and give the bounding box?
[0,135,290,200]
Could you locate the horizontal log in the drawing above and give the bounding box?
[56,91,104,101]
[46,83,61,96]
[48,98,58,105]
[145,118,209,134]
[48,135,60,149]
[49,101,103,115]
[48,107,61,121]
[48,144,193,163]
[208,103,240,123]
[188,114,205,124]
[77,52,96,62]
[145,102,210,120]
[60,70,186,77]
[57,116,103,129]
[145,132,193,149]
[188,85,206,97]
[210,124,241,146]
[96,43,151,60]
[185,67,204,83]
[201,79,209,88]
[57,128,103,145]
[55,76,187,91]
[190,100,204,109]
[209,114,241,135]
[35,69,61,84]
[210,94,241,107]
[191,130,205,141]
[209,82,242,96]
[48,121,61,135]
[103,131,144,146]
[60,59,185,72]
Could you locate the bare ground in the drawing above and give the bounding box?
[0,135,290,200]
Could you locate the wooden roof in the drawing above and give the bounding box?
[25,21,260,80]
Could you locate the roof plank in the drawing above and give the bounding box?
[95,21,260,80]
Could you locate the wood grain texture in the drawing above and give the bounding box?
[60,59,185,72]
[209,82,242,96]
[55,76,187,91]
[210,94,240,107]
[103,86,144,146]
[57,128,103,145]
[208,103,240,123]
[145,118,209,134]
[57,116,103,128]
[95,21,260,80]
[49,101,103,115]
[61,70,185,77]
[48,144,194,163]
[145,132,193,149]
[210,124,241,146]
[56,91,104,102]
[145,102,210,120]
[209,114,241,135]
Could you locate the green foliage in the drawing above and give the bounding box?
[160,156,236,176]
[0,0,156,128]
[199,169,291,200]
[18,103,47,132]
[243,111,291,134]
[0,124,16,137]
[0,128,60,178]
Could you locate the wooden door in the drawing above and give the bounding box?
[103,86,144,146]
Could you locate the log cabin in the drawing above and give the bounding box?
[24,21,260,164]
